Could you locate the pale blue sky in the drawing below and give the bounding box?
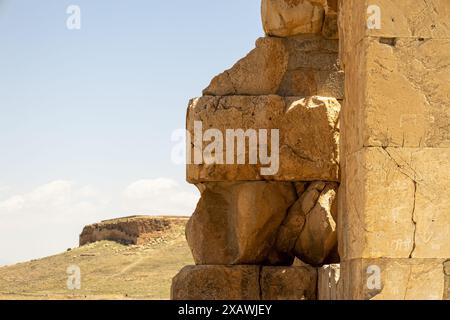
[0,0,263,264]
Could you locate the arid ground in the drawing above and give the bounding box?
[0,221,193,300]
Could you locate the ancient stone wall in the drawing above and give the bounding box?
[171,0,449,300]
[337,0,450,300]
[172,0,342,300]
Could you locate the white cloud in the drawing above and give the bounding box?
[0,180,112,263]
[0,180,108,220]
[122,178,199,215]
[0,178,199,263]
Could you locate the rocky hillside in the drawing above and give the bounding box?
[80,215,188,246]
[0,216,193,300]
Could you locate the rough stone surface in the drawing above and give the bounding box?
[341,37,450,157]
[275,181,339,266]
[79,216,187,246]
[322,0,338,39]
[261,0,326,37]
[187,95,341,182]
[261,266,317,300]
[204,37,288,96]
[186,181,297,265]
[204,36,343,99]
[339,259,447,300]
[318,264,341,300]
[336,1,450,301]
[294,182,339,266]
[340,147,450,261]
[275,199,307,255]
[171,265,260,300]
[171,265,318,300]
[339,0,450,65]
[174,0,450,301]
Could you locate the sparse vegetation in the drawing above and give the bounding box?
[0,221,193,300]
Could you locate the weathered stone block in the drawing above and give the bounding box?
[275,181,339,266]
[318,264,341,300]
[339,147,450,261]
[204,36,343,99]
[342,37,450,156]
[186,181,297,265]
[261,266,317,300]
[204,37,288,96]
[295,182,339,266]
[171,265,318,300]
[171,265,260,300]
[339,0,450,66]
[261,0,326,37]
[339,258,447,300]
[278,69,343,98]
[187,95,341,182]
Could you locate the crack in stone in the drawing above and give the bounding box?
[409,181,417,259]
[403,266,413,300]
[287,147,316,163]
[381,147,419,184]
[381,148,418,258]
[258,265,263,300]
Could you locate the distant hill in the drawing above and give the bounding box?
[0,216,193,300]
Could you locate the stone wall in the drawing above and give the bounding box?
[172,0,342,300]
[171,0,450,300]
[337,0,450,300]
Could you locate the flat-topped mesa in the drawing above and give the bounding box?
[79,216,188,246]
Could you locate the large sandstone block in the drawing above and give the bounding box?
[171,265,318,300]
[339,258,447,300]
[295,182,339,265]
[261,0,326,37]
[187,95,341,182]
[275,181,339,266]
[260,266,317,300]
[204,37,288,96]
[171,265,260,300]
[339,147,450,261]
[339,0,450,66]
[204,36,343,99]
[342,37,450,156]
[186,181,297,265]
